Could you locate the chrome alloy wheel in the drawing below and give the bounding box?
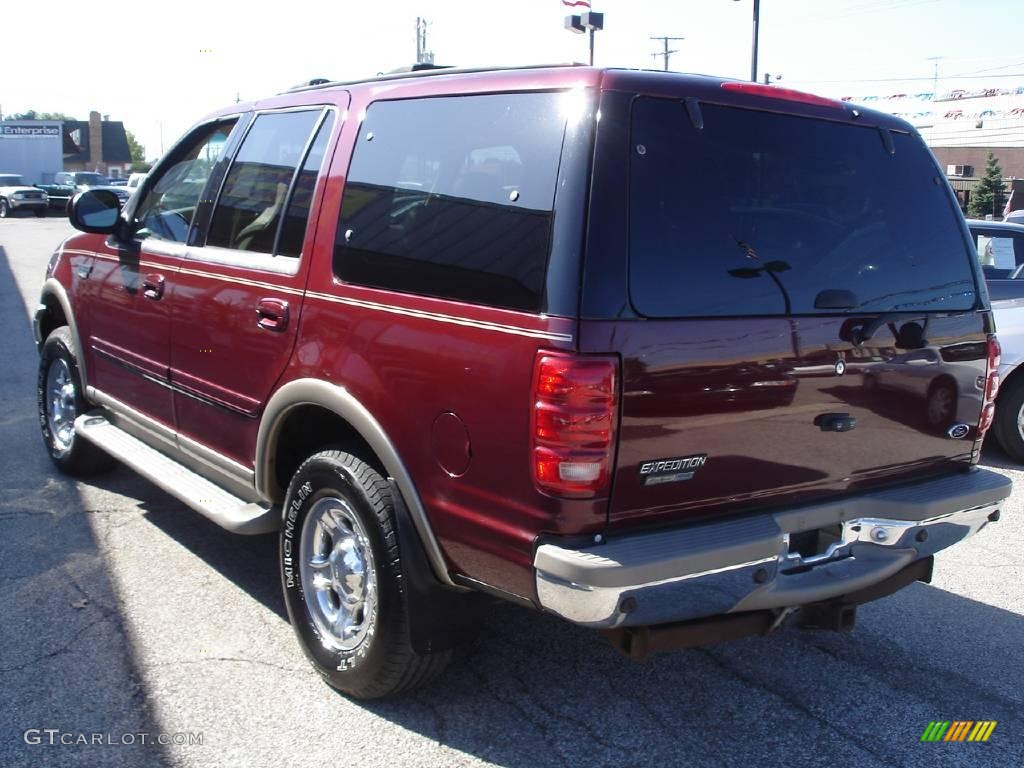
[46,358,77,456]
[300,496,378,652]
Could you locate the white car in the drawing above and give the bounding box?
[0,173,49,218]
[126,172,147,191]
[971,218,1024,460]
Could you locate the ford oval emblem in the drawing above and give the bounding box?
[834,359,846,376]
[947,423,970,440]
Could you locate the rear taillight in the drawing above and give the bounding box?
[531,351,619,498]
[979,335,1001,435]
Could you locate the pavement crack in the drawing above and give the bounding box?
[146,656,310,674]
[0,617,109,674]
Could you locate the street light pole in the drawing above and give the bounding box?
[749,0,760,82]
[734,0,760,82]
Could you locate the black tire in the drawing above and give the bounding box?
[993,377,1024,463]
[925,378,957,430]
[280,449,451,699]
[0,199,10,218]
[34,208,47,218]
[37,327,115,475]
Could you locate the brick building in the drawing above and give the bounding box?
[62,111,133,178]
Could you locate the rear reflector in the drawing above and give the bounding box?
[532,351,619,498]
[720,82,844,109]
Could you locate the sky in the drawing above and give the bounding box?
[3,0,1022,162]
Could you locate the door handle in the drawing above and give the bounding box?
[256,298,289,332]
[142,273,165,300]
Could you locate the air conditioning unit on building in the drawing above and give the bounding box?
[946,165,971,177]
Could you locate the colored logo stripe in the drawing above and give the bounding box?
[920,721,996,742]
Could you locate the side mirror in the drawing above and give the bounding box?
[69,189,121,234]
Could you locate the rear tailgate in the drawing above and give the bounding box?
[587,90,989,529]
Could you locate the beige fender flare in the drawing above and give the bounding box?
[256,378,454,586]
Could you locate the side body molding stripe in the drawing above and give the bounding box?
[39,278,89,389]
[256,378,457,587]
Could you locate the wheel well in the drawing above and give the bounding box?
[998,363,1024,401]
[271,405,384,501]
[38,294,68,344]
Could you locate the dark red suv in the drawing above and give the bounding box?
[35,66,1011,698]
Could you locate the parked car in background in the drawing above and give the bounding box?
[126,172,147,192]
[0,173,49,218]
[107,178,128,187]
[971,218,1024,460]
[34,66,1011,698]
[34,182,75,212]
[53,171,109,189]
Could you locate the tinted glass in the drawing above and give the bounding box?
[334,92,566,311]
[277,112,335,258]
[207,110,321,254]
[134,120,236,243]
[629,98,977,317]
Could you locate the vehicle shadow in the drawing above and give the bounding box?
[95,462,1024,767]
[87,467,287,621]
[361,581,1024,768]
[0,245,172,767]
[979,436,1022,470]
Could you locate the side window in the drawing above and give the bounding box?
[277,113,335,258]
[333,92,567,312]
[133,120,236,243]
[206,110,322,254]
[976,232,1024,278]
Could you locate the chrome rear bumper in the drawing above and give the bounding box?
[534,469,1011,628]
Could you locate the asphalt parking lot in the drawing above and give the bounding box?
[2,215,1022,768]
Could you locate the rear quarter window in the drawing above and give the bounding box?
[333,92,567,311]
[628,97,978,317]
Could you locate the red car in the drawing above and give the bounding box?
[35,66,1010,698]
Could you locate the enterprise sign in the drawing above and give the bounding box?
[1,125,61,138]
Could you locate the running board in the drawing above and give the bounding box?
[75,413,278,534]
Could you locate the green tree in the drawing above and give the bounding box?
[10,110,77,121]
[125,130,145,164]
[969,152,1006,219]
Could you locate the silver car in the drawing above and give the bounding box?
[971,218,1024,460]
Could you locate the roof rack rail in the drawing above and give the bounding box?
[280,62,587,95]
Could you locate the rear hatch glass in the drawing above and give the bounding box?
[606,96,986,528]
[629,98,976,317]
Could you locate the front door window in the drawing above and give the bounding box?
[133,120,237,243]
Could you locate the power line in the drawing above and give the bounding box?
[822,0,940,21]
[951,61,1024,77]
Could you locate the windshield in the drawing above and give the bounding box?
[628,98,977,317]
[0,174,25,186]
[75,173,107,186]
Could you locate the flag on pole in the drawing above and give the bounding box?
[1003,189,1015,218]
[562,1,592,7]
